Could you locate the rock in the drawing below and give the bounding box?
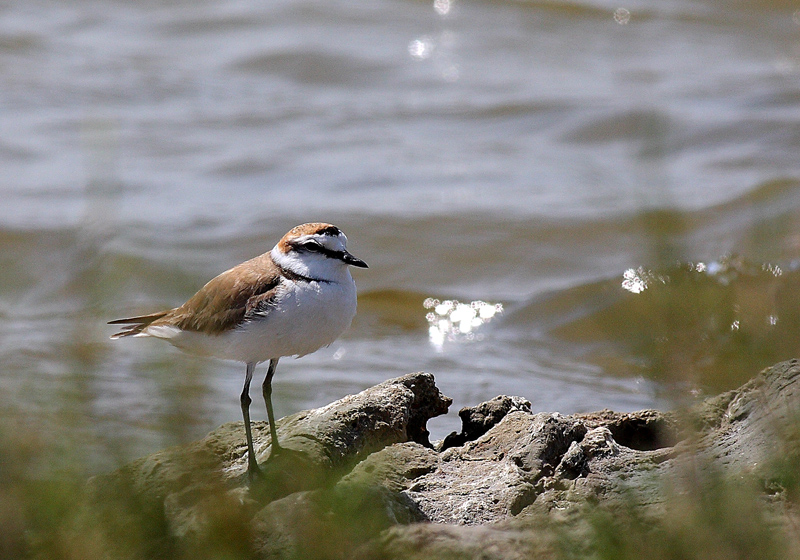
[252,483,425,559]
[358,522,556,560]
[406,412,587,524]
[367,361,800,558]
[251,443,439,558]
[440,395,532,450]
[340,441,441,494]
[88,360,800,560]
[697,359,800,471]
[89,372,451,542]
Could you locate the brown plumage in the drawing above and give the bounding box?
[109,252,282,338]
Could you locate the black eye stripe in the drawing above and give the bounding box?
[318,247,345,260]
[292,241,344,260]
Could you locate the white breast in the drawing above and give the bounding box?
[168,275,359,364]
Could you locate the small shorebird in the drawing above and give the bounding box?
[109,223,368,478]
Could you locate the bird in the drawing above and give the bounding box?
[109,222,368,479]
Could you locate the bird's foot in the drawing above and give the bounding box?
[266,442,283,463]
[247,456,263,482]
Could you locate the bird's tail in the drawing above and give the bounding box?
[108,311,170,339]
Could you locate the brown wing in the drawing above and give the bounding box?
[110,252,283,337]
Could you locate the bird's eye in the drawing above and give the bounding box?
[301,242,319,251]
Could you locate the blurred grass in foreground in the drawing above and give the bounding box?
[556,412,800,560]
[2,411,800,559]
[566,469,794,560]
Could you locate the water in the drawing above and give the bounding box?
[2,0,800,470]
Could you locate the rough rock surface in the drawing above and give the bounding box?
[440,395,533,450]
[89,372,451,544]
[361,360,800,558]
[91,361,800,559]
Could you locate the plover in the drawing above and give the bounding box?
[109,222,368,478]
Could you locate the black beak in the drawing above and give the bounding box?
[342,251,368,268]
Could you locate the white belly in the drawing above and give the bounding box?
[158,278,358,364]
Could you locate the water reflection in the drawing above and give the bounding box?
[423,297,503,350]
[613,8,631,25]
[553,255,800,395]
[621,266,666,294]
[408,37,434,60]
[434,0,453,17]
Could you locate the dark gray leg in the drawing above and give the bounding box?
[262,358,282,454]
[240,362,261,478]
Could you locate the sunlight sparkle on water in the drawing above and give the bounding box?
[423,297,503,350]
[621,267,648,293]
[614,8,631,24]
[621,256,788,336]
[434,0,452,16]
[621,266,668,294]
[408,37,434,60]
[763,263,783,277]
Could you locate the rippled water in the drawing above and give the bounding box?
[2,0,800,469]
